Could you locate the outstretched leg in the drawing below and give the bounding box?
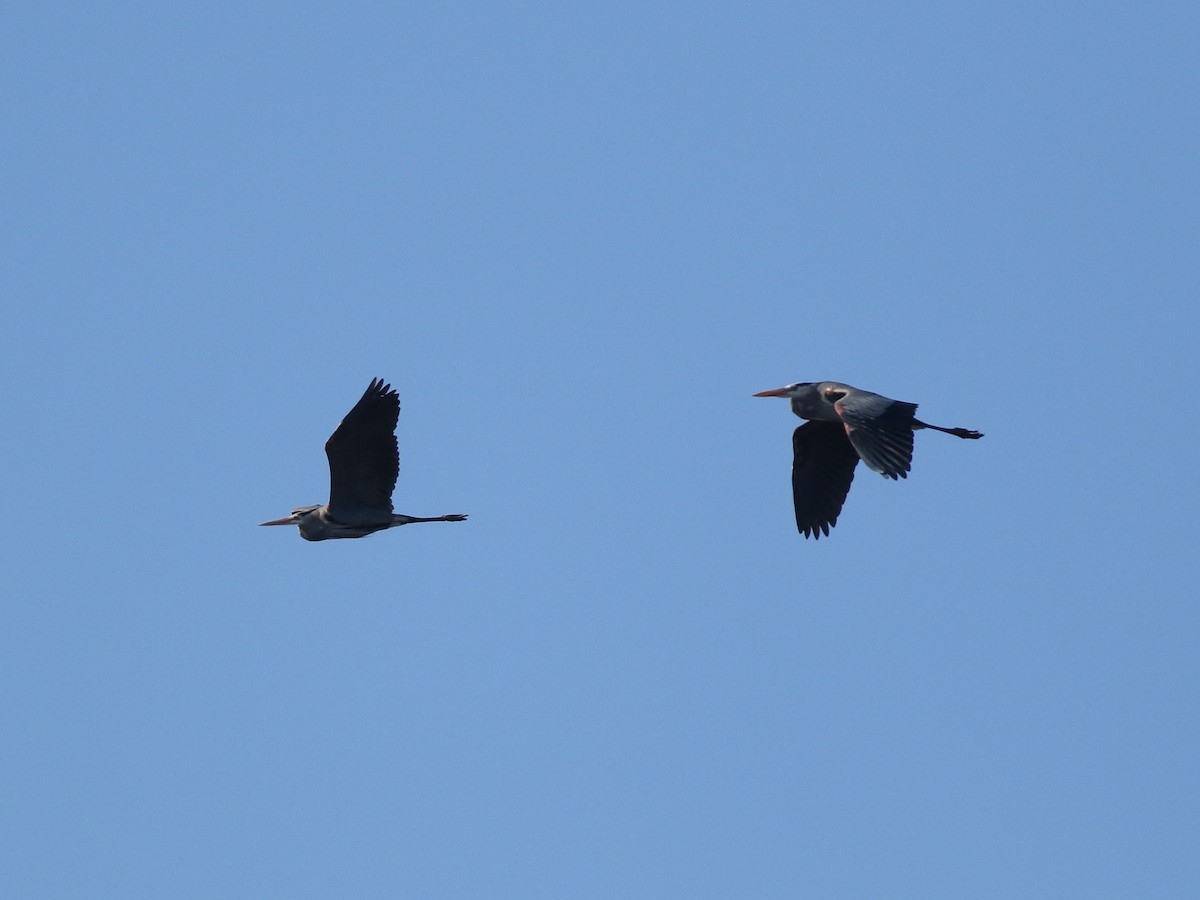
[392,513,469,525]
[913,419,983,439]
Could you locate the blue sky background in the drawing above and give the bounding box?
[3,2,1197,897]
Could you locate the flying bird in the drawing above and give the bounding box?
[260,378,467,541]
[753,381,982,539]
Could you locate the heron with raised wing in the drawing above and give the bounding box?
[754,381,982,539]
[260,378,467,541]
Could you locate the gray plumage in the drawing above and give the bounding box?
[261,378,467,541]
[754,381,982,538]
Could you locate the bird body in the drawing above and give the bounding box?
[754,381,982,538]
[278,505,459,542]
[261,378,467,541]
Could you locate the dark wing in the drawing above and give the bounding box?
[792,421,861,539]
[325,378,400,520]
[835,394,917,479]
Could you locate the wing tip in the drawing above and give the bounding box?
[367,376,398,398]
[798,517,835,539]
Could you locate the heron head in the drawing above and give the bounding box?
[259,505,321,527]
[752,382,812,399]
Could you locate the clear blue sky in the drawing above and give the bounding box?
[3,2,1197,897]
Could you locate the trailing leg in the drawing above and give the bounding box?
[913,419,983,440]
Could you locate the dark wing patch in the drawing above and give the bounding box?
[325,378,401,522]
[792,422,861,539]
[837,398,916,479]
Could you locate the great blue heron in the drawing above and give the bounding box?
[754,381,983,539]
[260,378,467,541]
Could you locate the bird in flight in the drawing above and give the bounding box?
[754,381,982,539]
[260,378,467,541]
